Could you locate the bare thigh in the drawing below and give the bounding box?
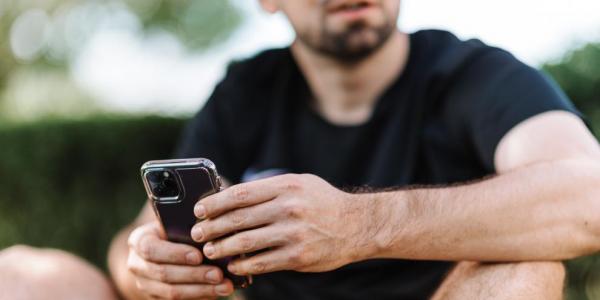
[0,245,118,300]
[431,261,566,300]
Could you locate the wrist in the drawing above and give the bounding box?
[356,190,412,261]
[343,191,405,263]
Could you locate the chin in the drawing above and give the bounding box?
[347,28,381,47]
[328,14,385,34]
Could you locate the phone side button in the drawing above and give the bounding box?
[217,176,223,191]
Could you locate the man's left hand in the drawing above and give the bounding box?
[190,174,376,276]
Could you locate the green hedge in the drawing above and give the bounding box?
[0,116,186,268]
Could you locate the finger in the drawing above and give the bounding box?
[195,174,299,219]
[135,277,234,299]
[192,201,280,242]
[128,251,224,284]
[203,225,287,260]
[227,247,294,276]
[129,223,202,265]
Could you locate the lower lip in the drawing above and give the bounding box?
[329,5,375,20]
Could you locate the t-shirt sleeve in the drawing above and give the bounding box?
[448,49,583,172]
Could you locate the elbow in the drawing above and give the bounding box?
[583,159,600,252]
[567,226,600,259]
[576,159,600,256]
[579,205,600,256]
[564,229,600,260]
[555,158,600,258]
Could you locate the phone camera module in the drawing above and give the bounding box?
[146,170,180,199]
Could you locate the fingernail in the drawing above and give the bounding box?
[204,243,215,258]
[215,283,231,296]
[186,252,200,265]
[227,263,237,274]
[191,226,203,242]
[195,204,207,219]
[205,269,221,283]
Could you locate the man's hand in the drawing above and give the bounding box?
[126,222,234,299]
[191,174,375,276]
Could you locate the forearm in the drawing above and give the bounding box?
[108,225,145,300]
[108,203,155,300]
[365,158,600,262]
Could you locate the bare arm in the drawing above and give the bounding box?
[185,111,600,276]
[188,111,600,276]
[108,203,155,300]
[369,111,600,261]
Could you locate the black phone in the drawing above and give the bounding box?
[141,158,252,288]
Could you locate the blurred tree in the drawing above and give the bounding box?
[0,0,242,121]
[543,42,600,133]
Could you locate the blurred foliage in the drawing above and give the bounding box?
[543,48,600,300]
[0,116,185,268]
[0,0,242,120]
[567,256,600,300]
[543,42,600,134]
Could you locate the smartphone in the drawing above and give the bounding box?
[141,158,252,288]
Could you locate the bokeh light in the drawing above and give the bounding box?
[10,9,50,62]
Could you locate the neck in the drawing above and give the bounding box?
[291,30,410,125]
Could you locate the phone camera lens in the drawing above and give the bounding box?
[146,170,180,199]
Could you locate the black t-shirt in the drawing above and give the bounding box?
[175,30,580,299]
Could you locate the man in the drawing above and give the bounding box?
[108,0,600,299]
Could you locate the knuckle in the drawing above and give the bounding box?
[165,285,181,300]
[289,228,305,242]
[281,175,303,191]
[237,234,255,252]
[289,249,303,265]
[154,264,168,282]
[282,201,305,218]
[301,173,320,183]
[251,261,266,274]
[138,235,154,259]
[126,255,138,274]
[230,185,250,206]
[127,229,140,248]
[134,279,145,291]
[134,280,141,290]
[163,284,182,300]
[290,246,311,266]
[229,210,246,227]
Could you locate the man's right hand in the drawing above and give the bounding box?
[126,222,234,299]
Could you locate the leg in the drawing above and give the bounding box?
[431,261,565,300]
[0,245,118,300]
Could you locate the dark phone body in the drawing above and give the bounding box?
[141,158,251,288]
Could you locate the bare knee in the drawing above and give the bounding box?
[432,261,565,300]
[0,245,117,300]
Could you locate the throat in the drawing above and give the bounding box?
[310,94,377,126]
[293,31,410,126]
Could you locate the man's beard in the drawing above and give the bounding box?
[300,18,395,63]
